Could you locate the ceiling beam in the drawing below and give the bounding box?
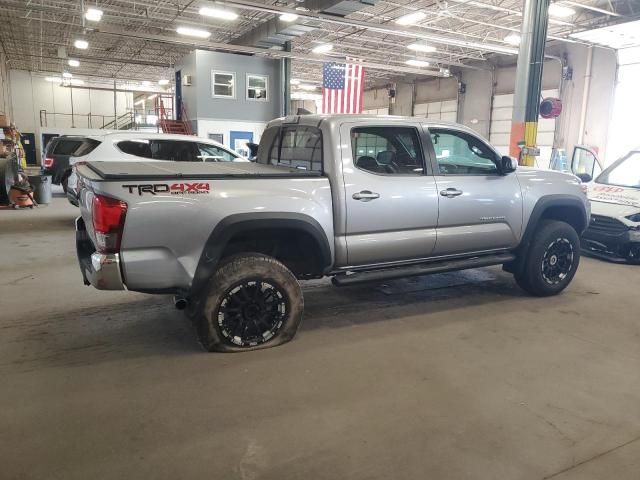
[562,1,622,17]
[212,0,519,55]
[93,23,450,78]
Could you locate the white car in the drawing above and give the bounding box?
[65,132,248,205]
[575,148,640,263]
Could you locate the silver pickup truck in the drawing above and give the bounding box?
[75,115,590,352]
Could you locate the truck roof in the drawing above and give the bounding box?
[267,114,484,137]
[77,132,212,142]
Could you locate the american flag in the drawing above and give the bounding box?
[322,62,365,114]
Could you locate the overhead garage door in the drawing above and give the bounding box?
[489,89,558,168]
[414,99,457,122]
[362,107,389,115]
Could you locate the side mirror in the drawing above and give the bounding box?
[576,173,592,183]
[500,155,517,174]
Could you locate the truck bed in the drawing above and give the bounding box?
[84,161,323,181]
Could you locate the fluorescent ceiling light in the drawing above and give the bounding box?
[134,98,145,105]
[142,81,151,86]
[297,84,317,91]
[147,94,157,100]
[84,8,103,22]
[290,79,301,85]
[280,13,299,22]
[548,3,576,17]
[395,11,426,26]
[176,27,211,38]
[406,59,430,67]
[158,79,170,86]
[407,42,436,53]
[69,79,85,86]
[199,7,238,20]
[68,59,80,67]
[74,39,89,49]
[311,43,333,54]
[62,72,73,78]
[45,77,62,82]
[504,33,521,45]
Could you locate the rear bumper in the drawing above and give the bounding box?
[76,216,124,290]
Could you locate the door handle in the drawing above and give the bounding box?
[440,188,463,198]
[352,190,380,201]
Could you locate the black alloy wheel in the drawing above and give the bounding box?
[218,280,288,347]
[541,238,574,285]
[197,253,304,352]
[514,219,581,297]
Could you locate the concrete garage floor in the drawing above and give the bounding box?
[1,189,640,480]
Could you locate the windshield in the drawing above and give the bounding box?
[596,151,640,189]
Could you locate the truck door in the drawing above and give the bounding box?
[425,126,523,256]
[571,145,603,181]
[340,123,439,266]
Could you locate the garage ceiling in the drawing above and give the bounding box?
[0,0,638,90]
[570,17,640,48]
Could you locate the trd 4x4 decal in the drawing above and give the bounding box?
[123,183,211,195]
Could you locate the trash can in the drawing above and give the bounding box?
[29,174,52,205]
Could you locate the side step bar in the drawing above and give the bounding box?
[332,252,516,287]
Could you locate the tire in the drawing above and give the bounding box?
[514,220,580,297]
[61,175,69,194]
[196,253,304,352]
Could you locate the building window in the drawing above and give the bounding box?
[247,74,268,101]
[212,71,235,98]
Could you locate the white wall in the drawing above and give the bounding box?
[415,77,459,104]
[8,70,134,163]
[390,83,414,116]
[607,47,640,163]
[291,99,320,114]
[362,87,390,110]
[458,69,493,138]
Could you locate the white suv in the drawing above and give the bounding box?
[65,132,247,205]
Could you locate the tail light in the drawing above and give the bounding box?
[92,194,128,254]
[43,157,55,168]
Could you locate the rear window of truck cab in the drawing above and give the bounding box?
[259,125,323,172]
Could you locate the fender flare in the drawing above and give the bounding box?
[504,195,587,275]
[190,212,332,294]
[521,194,588,246]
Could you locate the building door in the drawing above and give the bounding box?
[230,131,254,157]
[414,99,458,122]
[489,89,558,168]
[20,133,37,166]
